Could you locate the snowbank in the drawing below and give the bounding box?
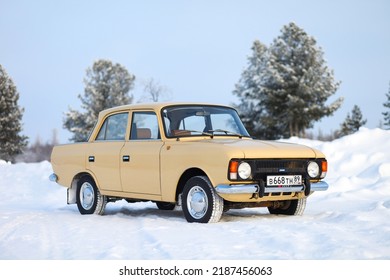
[0,128,389,260]
[0,159,11,165]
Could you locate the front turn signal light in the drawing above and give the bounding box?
[321,160,328,178]
[229,161,239,180]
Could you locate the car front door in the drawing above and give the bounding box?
[120,111,163,196]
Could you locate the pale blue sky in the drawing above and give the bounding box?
[1,0,389,143]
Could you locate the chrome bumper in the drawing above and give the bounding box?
[216,184,259,194]
[310,181,329,191]
[216,181,329,195]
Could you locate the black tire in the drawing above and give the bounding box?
[268,197,306,215]
[76,176,107,215]
[182,176,223,223]
[156,201,176,210]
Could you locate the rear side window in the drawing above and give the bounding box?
[96,113,128,141]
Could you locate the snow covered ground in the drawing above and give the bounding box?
[0,128,389,260]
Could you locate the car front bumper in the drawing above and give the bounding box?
[215,181,329,195]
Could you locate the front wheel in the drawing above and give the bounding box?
[268,197,306,216]
[182,176,224,223]
[76,176,107,215]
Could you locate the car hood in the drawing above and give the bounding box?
[198,138,325,159]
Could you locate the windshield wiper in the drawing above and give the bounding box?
[174,130,213,140]
[209,129,244,139]
[189,130,213,137]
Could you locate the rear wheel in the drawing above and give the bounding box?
[268,197,306,216]
[182,176,223,223]
[76,176,107,215]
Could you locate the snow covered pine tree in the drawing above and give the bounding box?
[233,40,270,138]
[234,22,343,139]
[338,105,367,136]
[382,82,390,129]
[0,64,28,162]
[63,59,136,142]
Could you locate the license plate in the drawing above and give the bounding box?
[267,175,302,186]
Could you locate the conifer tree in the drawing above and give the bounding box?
[0,64,28,162]
[382,82,390,129]
[234,22,343,139]
[64,59,135,142]
[233,40,270,137]
[338,105,367,137]
[264,22,343,137]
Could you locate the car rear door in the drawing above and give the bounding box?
[86,112,129,192]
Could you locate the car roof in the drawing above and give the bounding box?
[98,102,234,118]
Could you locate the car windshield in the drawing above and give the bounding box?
[162,105,250,138]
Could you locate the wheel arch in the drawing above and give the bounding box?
[68,172,98,204]
[175,168,208,201]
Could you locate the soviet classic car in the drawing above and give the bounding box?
[50,102,328,223]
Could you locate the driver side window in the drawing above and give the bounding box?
[130,112,160,140]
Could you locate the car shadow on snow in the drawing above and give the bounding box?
[222,208,281,222]
[103,201,278,222]
[57,201,293,222]
[103,201,184,220]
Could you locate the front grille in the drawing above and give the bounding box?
[252,159,308,180]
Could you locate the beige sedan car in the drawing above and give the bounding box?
[50,102,328,223]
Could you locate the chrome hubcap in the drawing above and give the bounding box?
[80,182,95,210]
[187,186,208,219]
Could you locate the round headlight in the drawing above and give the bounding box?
[307,161,320,178]
[238,162,252,180]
